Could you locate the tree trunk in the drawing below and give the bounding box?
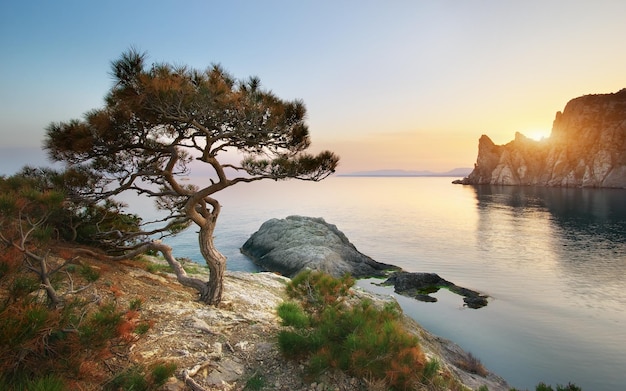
[125,241,212,302]
[198,221,226,305]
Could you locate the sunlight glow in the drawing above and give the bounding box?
[524,129,551,141]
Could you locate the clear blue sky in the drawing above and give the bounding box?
[2,0,626,174]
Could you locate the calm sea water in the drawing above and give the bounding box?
[141,176,626,391]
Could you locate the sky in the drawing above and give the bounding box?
[1,0,626,175]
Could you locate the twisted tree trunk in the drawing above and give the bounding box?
[198,221,226,305]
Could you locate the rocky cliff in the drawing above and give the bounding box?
[458,89,626,188]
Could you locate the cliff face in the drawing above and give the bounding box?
[460,89,626,188]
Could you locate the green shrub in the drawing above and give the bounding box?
[9,275,39,299]
[509,381,583,391]
[244,373,265,391]
[79,303,123,347]
[0,261,9,278]
[277,271,426,390]
[150,362,177,386]
[79,264,100,282]
[146,262,172,274]
[25,375,67,391]
[104,362,176,391]
[129,298,143,311]
[104,366,148,391]
[286,270,354,314]
[534,383,582,391]
[134,322,151,335]
[277,329,319,358]
[0,374,67,391]
[422,358,440,381]
[276,301,309,328]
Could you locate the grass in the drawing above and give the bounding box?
[243,373,266,390]
[78,264,100,282]
[456,351,488,377]
[139,255,207,275]
[0,374,67,391]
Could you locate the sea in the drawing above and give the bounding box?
[130,176,626,391]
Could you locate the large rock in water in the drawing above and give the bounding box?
[457,89,626,188]
[241,215,399,278]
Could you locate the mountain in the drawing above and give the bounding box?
[340,168,473,177]
[456,89,626,188]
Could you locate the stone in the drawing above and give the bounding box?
[241,215,400,278]
[457,89,626,188]
[186,317,213,334]
[205,357,244,386]
[381,271,489,309]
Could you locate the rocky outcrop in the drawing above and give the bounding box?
[382,271,489,309]
[241,215,399,278]
[457,89,626,188]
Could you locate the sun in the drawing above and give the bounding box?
[524,128,551,141]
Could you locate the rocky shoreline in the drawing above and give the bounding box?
[242,215,491,310]
[236,215,509,389]
[51,239,509,390]
[137,259,510,390]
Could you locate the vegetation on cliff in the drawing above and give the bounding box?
[276,270,466,390]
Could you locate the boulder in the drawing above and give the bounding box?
[241,215,399,278]
[382,271,489,309]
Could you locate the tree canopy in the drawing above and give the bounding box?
[44,49,339,305]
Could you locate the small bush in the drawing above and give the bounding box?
[104,366,148,391]
[276,301,309,328]
[150,362,177,386]
[422,358,440,381]
[286,270,354,313]
[129,298,143,311]
[0,374,67,391]
[134,322,151,335]
[146,263,172,274]
[277,329,319,358]
[244,373,265,391]
[277,271,427,390]
[9,275,39,298]
[533,383,582,391]
[456,351,487,377]
[103,362,176,391]
[79,264,100,282]
[79,303,123,347]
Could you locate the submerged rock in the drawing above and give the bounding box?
[241,215,399,278]
[382,271,489,309]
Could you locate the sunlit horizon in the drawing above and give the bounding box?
[1,1,625,175]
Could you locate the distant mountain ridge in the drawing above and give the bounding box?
[339,168,473,177]
[457,88,626,188]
